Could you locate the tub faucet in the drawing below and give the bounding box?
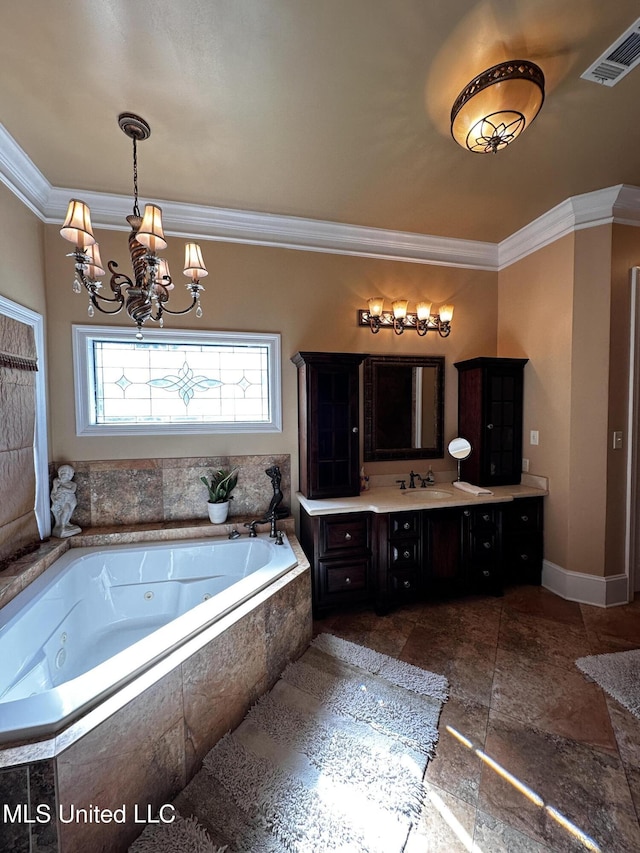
[244,520,260,538]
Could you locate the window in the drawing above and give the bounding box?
[73,325,282,436]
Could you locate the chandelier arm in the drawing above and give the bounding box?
[87,292,126,315]
[159,292,201,316]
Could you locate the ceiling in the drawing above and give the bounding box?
[2,0,640,245]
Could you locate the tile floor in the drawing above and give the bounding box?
[314,586,640,852]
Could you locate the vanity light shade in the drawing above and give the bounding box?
[438,303,454,323]
[392,299,408,319]
[368,297,384,318]
[60,199,96,248]
[451,60,544,154]
[416,301,432,321]
[183,242,208,280]
[136,204,168,252]
[84,243,105,279]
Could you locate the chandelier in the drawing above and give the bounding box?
[451,61,545,154]
[359,298,454,337]
[60,113,208,338]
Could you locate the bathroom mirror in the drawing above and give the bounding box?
[363,355,444,461]
[448,437,472,481]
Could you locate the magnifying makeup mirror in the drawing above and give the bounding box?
[448,437,472,481]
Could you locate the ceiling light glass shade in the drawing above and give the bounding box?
[183,242,208,280]
[84,243,105,279]
[136,204,167,252]
[60,199,96,248]
[451,60,544,153]
[392,299,408,319]
[368,297,384,317]
[416,301,432,320]
[438,304,454,323]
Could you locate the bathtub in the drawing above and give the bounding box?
[0,533,298,744]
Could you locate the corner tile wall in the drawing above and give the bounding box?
[0,760,58,852]
[52,454,290,529]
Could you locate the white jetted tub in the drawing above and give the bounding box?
[0,533,298,744]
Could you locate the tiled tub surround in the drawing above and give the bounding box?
[55,454,291,529]
[0,453,291,610]
[0,524,311,853]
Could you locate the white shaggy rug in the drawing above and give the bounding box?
[576,648,640,718]
[130,633,448,853]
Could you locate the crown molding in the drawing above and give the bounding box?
[497,184,640,269]
[1,122,639,271]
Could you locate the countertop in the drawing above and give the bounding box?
[297,475,548,516]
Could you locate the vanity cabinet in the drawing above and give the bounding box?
[460,505,502,594]
[501,496,543,584]
[375,511,424,609]
[292,351,365,499]
[455,357,528,487]
[299,508,373,616]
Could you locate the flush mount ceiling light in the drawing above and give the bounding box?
[60,113,208,338]
[451,60,545,153]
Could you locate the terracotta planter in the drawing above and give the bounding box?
[207,501,230,524]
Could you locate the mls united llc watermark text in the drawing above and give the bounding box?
[3,802,176,825]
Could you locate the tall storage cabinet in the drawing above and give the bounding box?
[292,352,365,499]
[455,357,528,487]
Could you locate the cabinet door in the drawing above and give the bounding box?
[293,352,364,498]
[455,357,527,487]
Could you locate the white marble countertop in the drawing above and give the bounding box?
[297,475,548,516]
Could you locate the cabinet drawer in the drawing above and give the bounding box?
[504,499,542,533]
[390,540,420,567]
[389,568,420,595]
[320,515,369,555]
[389,511,421,539]
[325,562,367,593]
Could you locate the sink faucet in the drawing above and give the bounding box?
[409,470,419,488]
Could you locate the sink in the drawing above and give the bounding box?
[400,489,453,500]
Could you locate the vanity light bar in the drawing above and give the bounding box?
[358,305,453,338]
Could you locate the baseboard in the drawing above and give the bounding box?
[542,560,629,607]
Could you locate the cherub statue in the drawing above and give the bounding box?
[51,464,81,538]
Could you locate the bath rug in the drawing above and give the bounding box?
[170,633,449,853]
[576,648,640,719]
[129,813,226,853]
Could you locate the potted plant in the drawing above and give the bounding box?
[201,467,239,523]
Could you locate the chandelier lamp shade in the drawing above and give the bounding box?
[359,298,454,337]
[451,60,545,154]
[60,113,208,338]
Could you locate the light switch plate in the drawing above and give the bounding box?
[530,430,539,446]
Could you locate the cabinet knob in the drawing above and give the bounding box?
[487,423,494,430]
[521,515,529,522]
[463,510,471,517]
[403,550,411,559]
[482,570,491,577]
[482,513,490,522]
[403,521,411,530]
[520,554,529,561]
[344,532,352,540]
[483,541,492,549]
[345,577,352,584]
[352,427,359,433]
[403,580,411,589]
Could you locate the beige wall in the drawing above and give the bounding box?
[0,183,46,314]
[44,223,498,489]
[499,224,640,579]
[498,234,574,570]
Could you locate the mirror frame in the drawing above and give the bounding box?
[363,354,445,462]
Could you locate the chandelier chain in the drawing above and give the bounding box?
[132,137,140,218]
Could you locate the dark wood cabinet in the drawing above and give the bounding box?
[292,351,365,499]
[299,508,373,615]
[304,496,543,616]
[455,357,528,487]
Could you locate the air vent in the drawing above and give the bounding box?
[581,18,640,86]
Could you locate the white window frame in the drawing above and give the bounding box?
[0,295,50,538]
[72,325,282,436]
